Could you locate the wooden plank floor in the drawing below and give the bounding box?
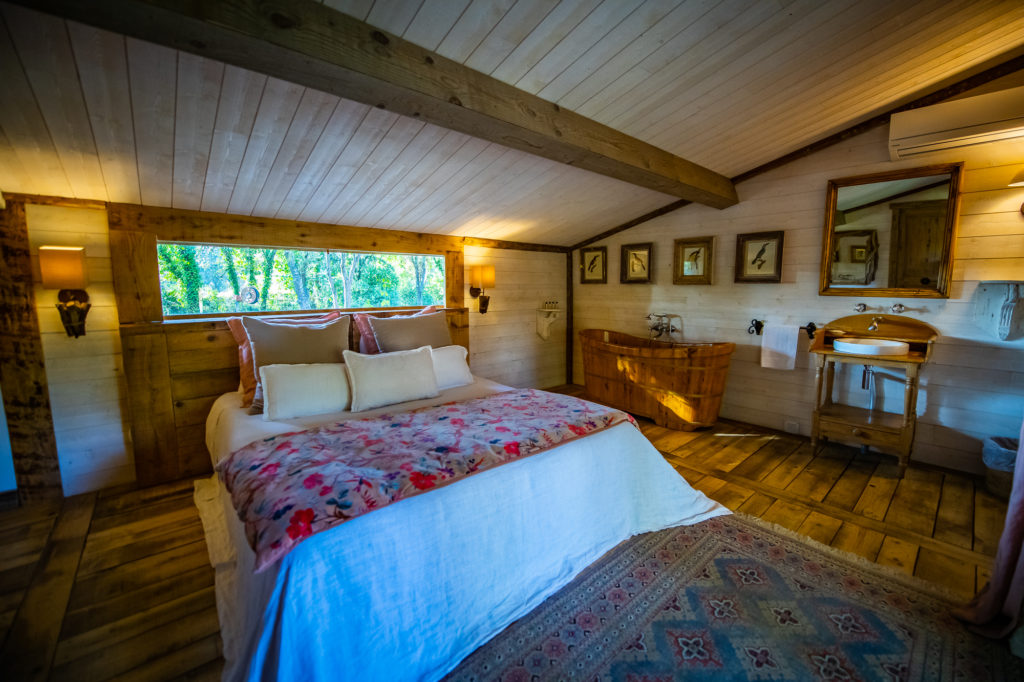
[0,399,1008,679]
[0,479,220,681]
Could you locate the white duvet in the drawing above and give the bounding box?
[195,378,727,681]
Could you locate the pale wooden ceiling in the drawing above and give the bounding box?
[2,0,1023,246]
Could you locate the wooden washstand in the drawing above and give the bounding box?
[810,314,938,476]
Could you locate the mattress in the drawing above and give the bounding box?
[195,379,728,681]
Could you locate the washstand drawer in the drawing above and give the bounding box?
[817,419,901,449]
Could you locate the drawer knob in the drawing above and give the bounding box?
[851,428,864,437]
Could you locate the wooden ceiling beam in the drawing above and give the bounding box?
[16,0,738,210]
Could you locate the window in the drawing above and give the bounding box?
[156,243,445,316]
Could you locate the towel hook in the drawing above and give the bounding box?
[747,319,764,335]
[799,322,818,340]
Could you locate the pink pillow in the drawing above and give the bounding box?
[227,312,342,407]
[353,306,438,354]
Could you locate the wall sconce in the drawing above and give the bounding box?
[468,264,495,314]
[39,246,90,338]
[1009,167,1024,216]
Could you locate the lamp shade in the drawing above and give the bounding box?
[39,246,87,289]
[470,264,496,289]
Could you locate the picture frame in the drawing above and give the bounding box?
[579,246,607,284]
[620,243,653,284]
[735,231,784,283]
[849,245,867,263]
[673,236,714,285]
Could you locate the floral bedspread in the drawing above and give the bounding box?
[217,389,636,571]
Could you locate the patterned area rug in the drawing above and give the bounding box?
[446,514,1020,681]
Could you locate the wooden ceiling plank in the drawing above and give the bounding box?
[365,0,426,37]
[598,0,792,135]
[640,0,860,151]
[0,127,32,191]
[370,135,491,228]
[0,22,71,196]
[322,0,373,22]
[693,2,1024,173]
[405,146,525,230]
[200,66,267,214]
[556,0,717,112]
[463,0,559,76]
[1,6,100,198]
[316,115,426,223]
[402,0,471,52]
[514,0,644,95]
[644,5,875,157]
[296,105,399,222]
[354,129,467,227]
[439,153,560,237]
[16,0,738,208]
[433,0,514,63]
[250,87,339,217]
[684,2,1017,163]
[126,38,176,207]
[67,24,141,205]
[489,0,600,84]
[575,0,760,123]
[676,0,975,163]
[535,0,688,104]
[339,123,448,225]
[225,77,306,215]
[274,98,371,220]
[780,9,1024,142]
[172,52,223,210]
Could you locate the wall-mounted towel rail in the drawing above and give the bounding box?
[747,320,820,339]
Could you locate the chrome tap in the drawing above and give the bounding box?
[868,316,884,331]
[646,313,676,338]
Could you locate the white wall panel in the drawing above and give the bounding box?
[465,246,566,389]
[573,125,1024,474]
[26,204,134,494]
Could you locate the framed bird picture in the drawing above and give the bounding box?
[620,243,653,284]
[580,246,607,284]
[735,231,784,283]
[673,236,714,285]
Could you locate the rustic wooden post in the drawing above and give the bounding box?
[0,199,63,500]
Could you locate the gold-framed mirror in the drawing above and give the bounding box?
[819,162,963,298]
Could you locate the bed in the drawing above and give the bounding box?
[196,370,727,682]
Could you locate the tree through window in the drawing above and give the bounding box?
[156,243,445,316]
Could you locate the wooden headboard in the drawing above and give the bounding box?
[121,310,469,486]
[107,203,470,487]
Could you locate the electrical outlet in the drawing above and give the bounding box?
[783,420,801,434]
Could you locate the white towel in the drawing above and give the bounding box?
[761,325,799,370]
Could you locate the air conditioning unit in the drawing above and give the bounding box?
[888,85,1024,160]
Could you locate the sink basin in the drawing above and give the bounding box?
[832,338,910,356]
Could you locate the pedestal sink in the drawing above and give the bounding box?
[832,338,910,356]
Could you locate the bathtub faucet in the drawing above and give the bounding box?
[646,313,677,338]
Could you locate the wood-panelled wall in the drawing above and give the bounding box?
[573,125,1024,474]
[107,204,472,486]
[26,204,134,495]
[464,245,566,389]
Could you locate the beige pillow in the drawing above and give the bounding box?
[343,347,439,412]
[259,363,350,420]
[431,345,473,390]
[367,311,451,353]
[242,316,351,414]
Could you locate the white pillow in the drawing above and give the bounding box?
[431,345,474,391]
[343,347,439,412]
[259,363,350,421]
